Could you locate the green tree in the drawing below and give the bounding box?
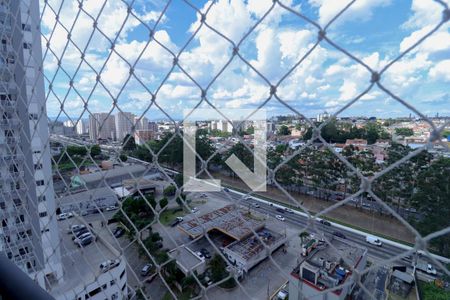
[122,134,137,151]
[209,255,228,282]
[159,197,168,209]
[119,153,128,162]
[277,125,291,136]
[410,157,450,256]
[395,127,414,137]
[299,231,309,246]
[90,144,101,157]
[164,185,176,196]
[66,145,87,156]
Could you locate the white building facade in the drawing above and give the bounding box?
[115,112,135,141]
[0,0,63,287]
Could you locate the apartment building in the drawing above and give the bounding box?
[134,115,148,130]
[115,112,135,141]
[89,113,115,141]
[0,0,62,287]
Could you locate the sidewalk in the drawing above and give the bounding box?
[209,172,416,244]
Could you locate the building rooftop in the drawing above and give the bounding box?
[178,205,265,240]
[168,246,205,275]
[70,165,160,189]
[226,228,285,261]
[292,237,367,291]
[58,186,117,206]
[50,217,123,298]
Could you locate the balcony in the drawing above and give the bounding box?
[0,118,20,128]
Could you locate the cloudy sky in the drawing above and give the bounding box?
[40,0,450,122]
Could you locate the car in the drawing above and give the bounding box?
[100,259,121,273]
[105,205,118,211]
[72,228,89,240]
[200,193,208,198]
[275,215,285,221]
[276,208,285,213]
[67,224,85,234]
[191,207,199,213]
[74,232,92,244]
[366,235,382,246]
[319,219,331,226]
[277,290,288,300]
[252,203,260,208]
[76,235,93,247]
[170,216,184,227]
[57,212,73,220]
[284,208,294,213]
[200,248,211,259]
[223,188,229,192]
[141,263,153,276]
[332,231,346,239]
[113,227,125,238]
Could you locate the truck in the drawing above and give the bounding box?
[415,262,437,275]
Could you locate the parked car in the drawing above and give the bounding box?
[105,205,118,211]
[99,259,121,273]
[141,263,153,276]
[253,203,260,208]
[366,235,382,246]
[319,219,331,226]
[113,227,125,238]
[276,208,285,213]
[74,232,92,244]
[284,208,294,213]
[191,207,199,213]
[76,235,93,247]
[72,228,89,240]
[223,188,229,192]
[67,224,85,234]
[332,231,346,239]
[275,215,285,221]
[200,248,211,259]
[170,217,184,227]
[200,193,208,198]
[57,212,73,220]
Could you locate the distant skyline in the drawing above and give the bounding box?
[41,0,450,120]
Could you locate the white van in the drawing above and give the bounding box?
[366,235,382,246]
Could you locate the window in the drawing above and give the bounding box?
[33,150,41,154]
[2,219,7,227]
[119,270,125,279]
[13,199,21,206]
[29,113,38,120]
[110,280,116,286]
[86,287,102,298]
[39,212,47,218]
[23,43,32,49]
[34,163,42,170]
[21,24,31,31]
[36,180,44,186]
[3,235,10,243]
[16,215,25,223]
[38,195,46,202]
[0,202,5,209]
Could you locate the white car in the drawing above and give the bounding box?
[105,205,118,211]
[57,212,73,220]
[191,207,199,213]
[99,259,121,273]
[275,215,285,221]
[253,203,260,208]
[366,235,382,246]
[67,224,84,234]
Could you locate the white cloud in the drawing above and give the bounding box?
[429,60,450,82]
[308,0,391,26]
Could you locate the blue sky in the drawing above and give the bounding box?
[40,0,450,123]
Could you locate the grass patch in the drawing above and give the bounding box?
[419,281,450,300]
[220,182,415,247]
[159,208,186,226]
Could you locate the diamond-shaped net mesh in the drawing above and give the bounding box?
[1,0,449,299]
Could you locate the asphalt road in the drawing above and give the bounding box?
[208,190,441,280]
